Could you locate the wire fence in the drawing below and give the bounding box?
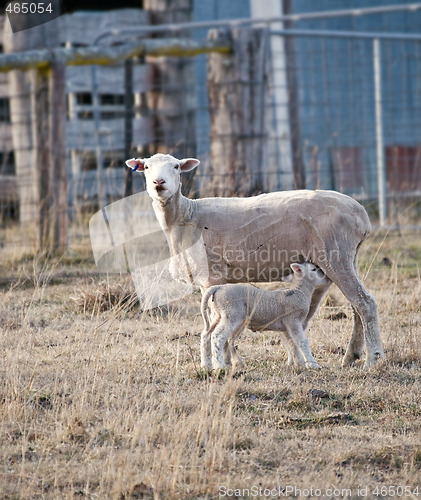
[1,4,421,253]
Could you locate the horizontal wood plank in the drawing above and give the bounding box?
[0,38,231,72]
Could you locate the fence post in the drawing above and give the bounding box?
[66,41,79,221]
[373,38,387,226]
[91,66,106,209]
[49,57,68,253]
[3,17,67,252]
[31,67,50,250]
[283,0,306,190]
[143,0,197,194]
[31,60,68,253]
[124,58,134,198]
[3,21,42,248]
[207,27,268,196]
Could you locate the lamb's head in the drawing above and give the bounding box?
[285,262,330,288]
[126,153,200,202]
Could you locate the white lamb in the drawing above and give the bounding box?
[200,262,330,371]
[126,153,385,369]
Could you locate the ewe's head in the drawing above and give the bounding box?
[126,154,200,202]
[288,262,330,287]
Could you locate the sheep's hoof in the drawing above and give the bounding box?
[363,352,386,370]
[307,362,322,370]
[196,368,213,380]
[232,358,247,370]
[212,368,228,380]
[342,352,362,367]
[231,364,247,377]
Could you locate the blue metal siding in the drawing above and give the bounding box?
[291,0,421,196]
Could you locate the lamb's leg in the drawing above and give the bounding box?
[201,321,217,369]
[335,274,384,368]
[279,332,306,367]
[230,324,247,368]
[303,282,331,330]
[224,324,246,369]
[223,340,232,365]
[211,320,239,370]
[285,322,321,369]
[201,302,220,369]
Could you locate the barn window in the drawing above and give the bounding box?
[331,147,364,191]
[100,94,124,106]
[0,98,11,122]
[386,146,421,192]
[75,92,92,105]
[80,152,97,171]
[0,151,15,175]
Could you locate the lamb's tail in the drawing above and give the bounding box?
[200,286,218,332]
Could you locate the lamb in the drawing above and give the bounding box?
[200,262,330,371]
[125,153,385,369]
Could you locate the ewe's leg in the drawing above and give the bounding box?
[336,274,384,368]
[285,322,321,369]
[343,305,364,365]
[303,282,331,330]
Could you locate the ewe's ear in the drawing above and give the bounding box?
[179,158,200,172]
[125,158,146,172]
[290,263,303,275]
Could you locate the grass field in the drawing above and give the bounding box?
[0,226,420,499]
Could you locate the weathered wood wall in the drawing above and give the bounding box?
[0,9,232,251]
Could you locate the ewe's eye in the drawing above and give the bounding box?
[174,165,179,170]
[144,165,149,170]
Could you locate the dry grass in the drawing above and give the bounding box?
[0,228,421,499]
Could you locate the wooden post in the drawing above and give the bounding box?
[31,67,50,250]
[144,0,197,194]
[66,41,79,220]
[124,58,134,198]
[283,0,306,189]
[3,21,38,246]
[207,27,268,197]
[49,57,67,253]
[30,59,67,253]
[3,16,67,252]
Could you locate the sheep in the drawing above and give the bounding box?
[200,262,330,370]
[125,153,385,369]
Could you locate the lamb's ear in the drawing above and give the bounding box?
[125,158,146,172]
[179,158,200,172]
[290,263,303,275]
[282,273,294,283]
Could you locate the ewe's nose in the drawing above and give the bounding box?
[153,179,166,186]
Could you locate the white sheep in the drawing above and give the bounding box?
[126,153,384,369]
[200,262,330,371]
